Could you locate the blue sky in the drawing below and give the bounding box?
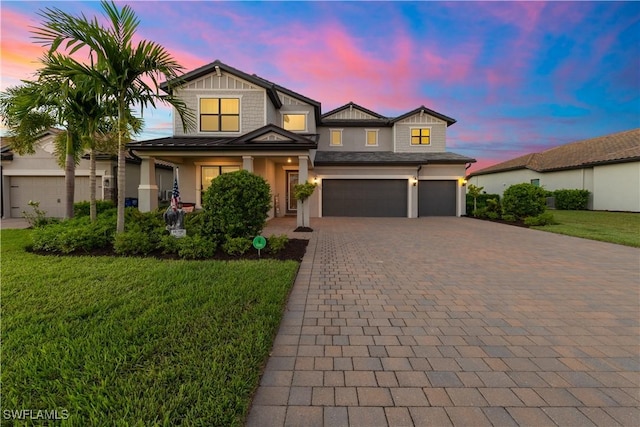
[2,1,639,171]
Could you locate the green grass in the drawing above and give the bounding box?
[531,210,640,247]
[1,229,299,426]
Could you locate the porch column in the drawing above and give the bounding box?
[297,155,309,228]
[138,157,158,212]
[242,156,254,173]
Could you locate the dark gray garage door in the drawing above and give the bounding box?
[323,179,407,217]
[418,180,457,216]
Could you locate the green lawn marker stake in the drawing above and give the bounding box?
[253,235,266,257]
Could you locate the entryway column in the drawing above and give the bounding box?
[297,155,309,228]
[242,156,254,173]
[138,157,158,212]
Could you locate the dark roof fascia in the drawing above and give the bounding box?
[321,102,387,120]
[315,151,475,167]
[541,156,640,172]
[391,106,457,127]
[320,119,392,128]
[467,165,529,178]
[230,124,318,147]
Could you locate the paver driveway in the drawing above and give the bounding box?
[249,217,639,426]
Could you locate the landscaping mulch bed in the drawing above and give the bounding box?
[465,216,530,228]
[30,238,309,262]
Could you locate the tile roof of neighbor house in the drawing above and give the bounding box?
[314,151,475,166]
[468,128,640,177]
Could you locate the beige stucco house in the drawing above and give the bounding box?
[466,129,640,212]
[128,60,476,226]
[1,129,174,218]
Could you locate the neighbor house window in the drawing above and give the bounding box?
[366,129,378,146]
[201,165,240,191]
[411,128,431,145]
[530,179,540,187]
[330,129,343,146]
[200,98,240,132]
[283,114,306,131]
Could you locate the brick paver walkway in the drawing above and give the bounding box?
[249,217,639,426]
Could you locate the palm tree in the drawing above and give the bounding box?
[0,79,86,219]
[33,0,195,233]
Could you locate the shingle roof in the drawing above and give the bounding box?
[468,128,640,177]
[322,102,388,120]
[391,106,457,127]
[314,151,475,166]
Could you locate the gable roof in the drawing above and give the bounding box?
[468,128,640,177]
[128,124,317,152]
[321,102,390,127]
[391,106,457,127]
[160,60,322,123]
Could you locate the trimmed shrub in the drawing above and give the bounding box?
[502,214,517,222]
[524,211,558,226]
[502,183,547,220]
[74,200,116,218]
[267,234,289,253]
[553,189,590,210]
[222,236,252,256]
[201,170,271,240]
[177,235,217,260]
[31,215,114,253]
[113,230,156,255]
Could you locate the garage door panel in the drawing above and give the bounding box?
[418,180,456,216]
[10,176,92,218]
[323,179,407,217]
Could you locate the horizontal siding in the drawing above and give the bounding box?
[317,127,393,151]
[394,122,447,153]
[173,88,265,136]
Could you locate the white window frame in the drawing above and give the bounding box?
[282,112,308,132]
[330,129,343,146]
[410,126,432,146]
[197,95,243,135]
[365,129,379,147]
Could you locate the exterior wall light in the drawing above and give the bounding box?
[459,178,467,186]
[412,176,418,186]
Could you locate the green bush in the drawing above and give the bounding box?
[184,211,205,236]
[553,189,590,210]
[159,234,180,255]
[22,200,59,228]
[178,235,217,260]
[502,183,547,220]
[222,236,252,256]
[201,170,271,241]
[31,216,114,253]
[113,230,156,255]
[466,193,501,215]
[502,214,517,222]
[524,211,558,226]
[267,234,289,253]
[74,200,116,218]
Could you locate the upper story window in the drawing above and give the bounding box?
[200,98,240,132]
[411,128,431,145]
[366,129,378,146]
[330,129,343,146]
[283,114,306,132]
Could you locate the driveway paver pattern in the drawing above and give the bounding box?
[249,217,639,426]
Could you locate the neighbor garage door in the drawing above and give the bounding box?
[322,179,407,217]
[9,176,91,218]
[418,180,457,216]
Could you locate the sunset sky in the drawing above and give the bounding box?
[1,1,638,172]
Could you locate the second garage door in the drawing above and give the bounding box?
[418,180,457,216]
[9,176,92,218]
[322,179,407,217]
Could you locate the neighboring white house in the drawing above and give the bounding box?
[1,129,175,218]
[466,129,640,212]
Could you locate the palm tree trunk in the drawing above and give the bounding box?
[89,148,97,222]
[116,101,126,233]
[65,132,75,219]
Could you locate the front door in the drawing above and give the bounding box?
[286,171,299,214]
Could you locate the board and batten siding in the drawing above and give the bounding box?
[323,108,380,120]
[394,114,447,153]
[172,71,267,136]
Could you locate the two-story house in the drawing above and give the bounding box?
[128,60,476,226]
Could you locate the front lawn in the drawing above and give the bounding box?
[1,229,299,426]
[532,210,640,247]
